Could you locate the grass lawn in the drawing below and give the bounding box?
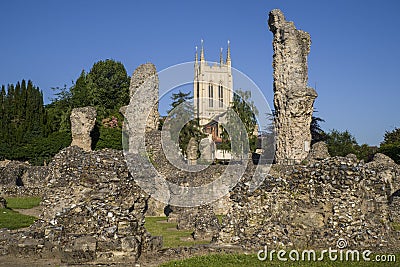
[0,196,41,229]
[0,208,37,229]
[159,253,398,267]
[145,216,210,248]
[5,196,42,209]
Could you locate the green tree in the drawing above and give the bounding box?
[326,129,358,157]
[71,70,91,107]
[86,59,130,112]
[379,128,400,163]
[46,85,73,134]
[379,144,400,163]
[356,143,377,162]
[0,80,54,164]
[0,60,133,163]
[168,91,192,113]
[0,85,5,132]
[167,90,203,156]
[220,90,258,153]
[310,115,327,144]
[381,128,400,145]
[57,59,131,151]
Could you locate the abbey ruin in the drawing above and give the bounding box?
[70,106,97,151]
[269,9,318,164]
[0,9,398,266]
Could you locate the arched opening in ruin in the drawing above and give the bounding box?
[15,176,24,187]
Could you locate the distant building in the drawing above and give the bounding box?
[193,40,233,142]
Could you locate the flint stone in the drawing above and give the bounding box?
[268,9,317,164]
[307,141,330,161]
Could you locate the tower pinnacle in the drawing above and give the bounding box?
[200,39,205,61]
[226,40,231,66]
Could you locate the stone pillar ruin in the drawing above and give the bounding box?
[123,62,170,205]
[186,137,198,165]
[199,135,216,164]
[268,9,318,164]
[70,106,97,151]
[129,63,160,132]
[124,63,160,154]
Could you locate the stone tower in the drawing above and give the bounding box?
[268,9,318,164]
[193,40,234,128]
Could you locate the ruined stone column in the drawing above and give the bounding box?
[199,136,215,164]
[268,9,318,164]
[70,106,97,151]
[124,63,159,154]
[186,137,198,165]
[129,63,159,132]
[123,63,170,205]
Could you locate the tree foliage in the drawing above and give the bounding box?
[310,115,327,144]
[71,59,130,112]
[167,91,191,113]
[69,59,130,151]
[0,59,131,164]
[220,90,258,153]
[381,128,400,146]
[166,90,204,156]
[0,81,46,142]
[379,128,400,163]
[0,80,70,164]
[326,129,376,161]
[326,129,358,157]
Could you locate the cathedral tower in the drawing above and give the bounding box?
[193,40,233,133]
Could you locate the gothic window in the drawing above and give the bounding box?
[218,82,223,107]
[208,83,213,107]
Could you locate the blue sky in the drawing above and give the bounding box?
[1,0,399,146]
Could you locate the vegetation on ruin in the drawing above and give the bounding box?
[392,222,400,231]
[216,214,224,224]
